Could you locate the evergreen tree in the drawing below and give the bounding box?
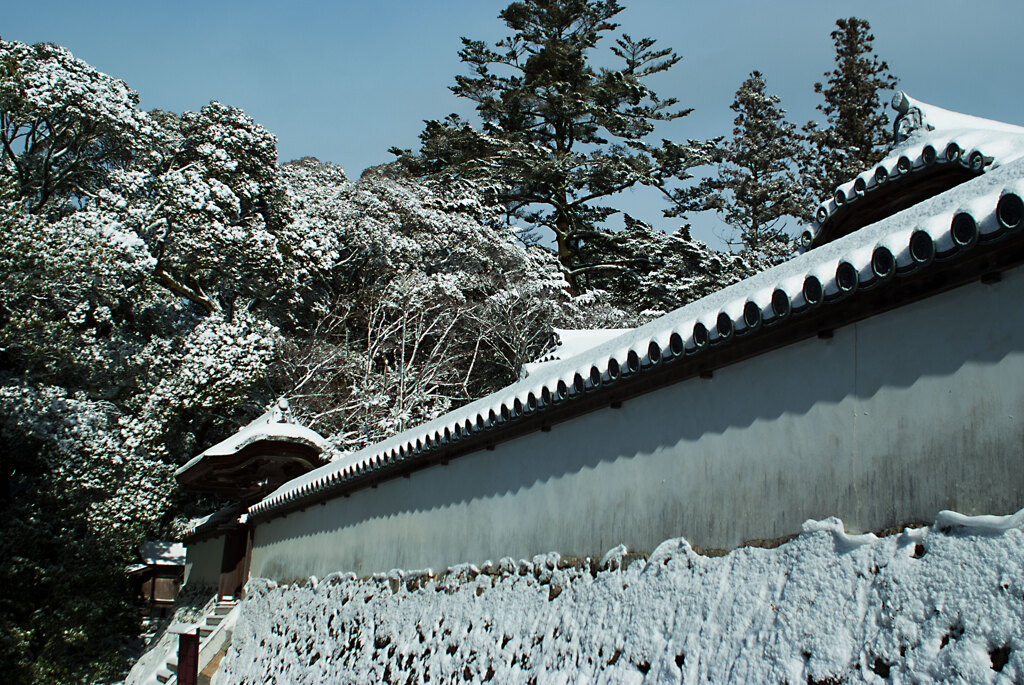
[392,0,717,287]
[802,17,899,206]
[701,71,807,258]
[573,215,762,317]
[0,40,293,682]
[0,39,154,215]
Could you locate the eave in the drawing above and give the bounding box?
[175,437,323,502]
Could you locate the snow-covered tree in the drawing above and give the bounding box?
[0,381,175,683]
[700,71,808,259]
[391,0,718,287]
[95,102,295,318]
[0,201,161,388]
[802,17,899,204]
[274,160,577,451]
[121,309,280,461]
[0,40,290,683]
[0,39,154,213]
[573,215,762,318]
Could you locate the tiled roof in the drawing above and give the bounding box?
[249,99,1024,523]
[802,93,1024,248]
[520,328,632,378]
[175,399,326,479]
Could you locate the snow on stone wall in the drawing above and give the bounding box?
[215,509,1024,684]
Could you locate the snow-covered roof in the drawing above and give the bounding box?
[140,541,186,566]
[892,92,1024,139]
[802,92,1024,248]
[175,400,326,478]
[521,328,632,378]
[249,98,1024,523]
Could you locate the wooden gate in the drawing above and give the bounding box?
[217,526,251,599]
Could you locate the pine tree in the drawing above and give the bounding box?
[573,215,763,317]
[391,0,717,287]
[702,71,807,258]
[802,17,899,206]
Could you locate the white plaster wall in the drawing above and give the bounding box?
[251,268,1024,580]
[184,535,224,586]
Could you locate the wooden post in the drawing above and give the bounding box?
[177,630,199,685]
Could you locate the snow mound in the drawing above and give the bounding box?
[214,507,1024,684]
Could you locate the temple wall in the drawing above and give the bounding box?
[184,534,224,586]
[249,266,1024,580]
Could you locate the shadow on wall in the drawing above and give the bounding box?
[254,272,1024,574]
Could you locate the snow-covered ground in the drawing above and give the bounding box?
[214,508,1024,683]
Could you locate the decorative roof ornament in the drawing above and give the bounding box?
[269,397,293,424]
[802,92,1024,250]
[892,92,927,145]
[889,92,1024,143]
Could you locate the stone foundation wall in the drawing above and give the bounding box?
[217,513,1024,684]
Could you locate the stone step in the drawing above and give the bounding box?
[199,626,214,638]
[155,667,172,683]
[167,659,177,673]
[206,615,224,626]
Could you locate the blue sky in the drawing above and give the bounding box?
[6,1,1024,246]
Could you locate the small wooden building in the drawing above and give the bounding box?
[175,400,326,599]
[128,541,186,620]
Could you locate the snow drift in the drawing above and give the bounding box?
[214,508,1024,683]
